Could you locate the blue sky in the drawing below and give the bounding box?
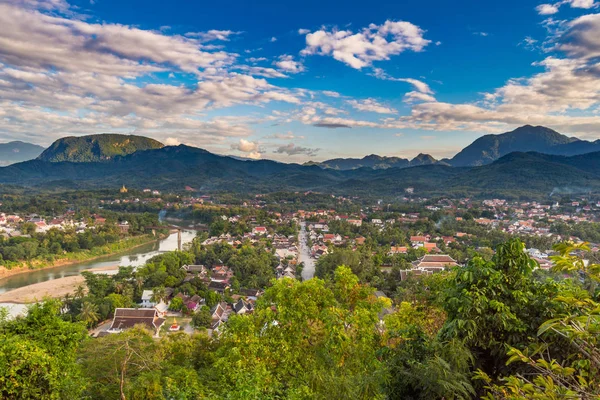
[1,0,600,162]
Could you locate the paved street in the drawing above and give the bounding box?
[299,222,316,280]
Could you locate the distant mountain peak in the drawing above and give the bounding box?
[411,153,436,164]
[449,125,593,167]
[38,133,164,163]
[0,141,45,166]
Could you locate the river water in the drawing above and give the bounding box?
[0,230,197,295]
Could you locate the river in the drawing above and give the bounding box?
[0,230,197,295]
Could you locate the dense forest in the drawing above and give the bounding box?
[0,238,599,399]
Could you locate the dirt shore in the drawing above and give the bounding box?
[0,275,86,304]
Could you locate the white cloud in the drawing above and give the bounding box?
[269,36,277,42]
[322,90,341,97]
[568,0,596,8]
[371,68,433,93]
[164,137,181,146]
[301,20,430,69]
[346,98,397,114]
[0,1,306,144]
[274,55,305,73]
[231,138,259,153]
[246,57,267,63]
[298,28,310,35]
[536,0,596,15]
[559,13,600,59]
[185,29,242,42]
[536,3,560,14]
[264,131,304,140]
[403,91,437,103]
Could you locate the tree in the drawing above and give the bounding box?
[79,326,159,400]
[478,241,600,398]
[169,297,183,312]
[0,301,88,399]
[208,267,390,398]
[74,284,86,299]
[440,238,571,393]
[151,286,166,304]
[78,301,100,328]
[192,306,212,329]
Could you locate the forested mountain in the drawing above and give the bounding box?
[316,125,600,169]
[448,125,600,166]
[0,141,45,166]
[1,144,600,198]
[38,134,164,162]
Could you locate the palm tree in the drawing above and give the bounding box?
[74,284,86,299]
[78,301,99,328]
[61,293,73,314]
[151,286,166,304]
[134,276,144,293]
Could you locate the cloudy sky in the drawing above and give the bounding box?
[1,0,600,162]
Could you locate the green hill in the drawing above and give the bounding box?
[38,134,164,162]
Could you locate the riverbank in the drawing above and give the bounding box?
[0,275,86,304]
[0,235,158,280]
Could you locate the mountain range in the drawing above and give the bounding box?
[0,141,45,166]
[1,125,600,198]
[0,142,599,199]
[315,125,600,170]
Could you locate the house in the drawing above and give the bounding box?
[323,233,342,243]
[239,288,263,301]
[233,299,253,315]
[208,280,230,294]
[252,226,267,235]
[410,235,429,245]
[118,221,130,234]
[388,246,408,256]
[107,308,166,336]
[140,290,155,308]
[154,301,169,316]
[210,302,229,332]
[399,268,433,281]
[423,242,438,252]
[211,265,233,282]
[348,219,362,227]
[412,254,459,271]
[182,264,208,278]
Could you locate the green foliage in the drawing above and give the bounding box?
[191,306,212,329]
[478,241,600,398]
[441,238,566,379]
[0,301,88,399]
[38,134,164,163]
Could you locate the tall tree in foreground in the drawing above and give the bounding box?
[207,266,390,399]
[0,300,88,399]
[478,241,600,398]
[440,238,566,382]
